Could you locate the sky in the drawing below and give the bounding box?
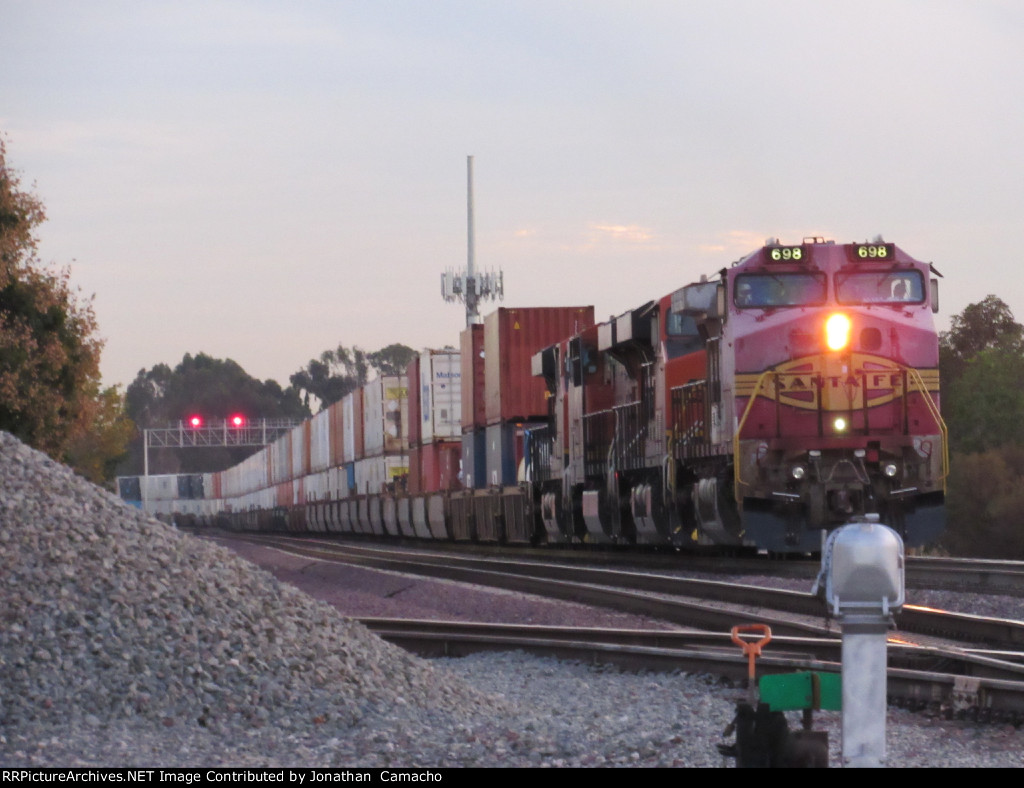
[2,0,1023,392]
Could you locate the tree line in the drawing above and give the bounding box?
[2,134,1022,556]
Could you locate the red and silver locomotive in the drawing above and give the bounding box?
[530,237,945,552]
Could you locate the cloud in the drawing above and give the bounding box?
[588,223,655,244]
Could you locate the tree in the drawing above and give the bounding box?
[943,346,1024,454]
[937,298,1024,558]
[63,385,136,484]
[290,343,415,411]
[0,135,105,459]
[944,446,1024,558]
[939,295,1024,383]
[121,353,310,475]
[939,297,1024,454]
[367,343,418,377]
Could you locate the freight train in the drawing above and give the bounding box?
[119,236,947,554]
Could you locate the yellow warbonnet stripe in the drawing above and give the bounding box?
[735,354,939,407]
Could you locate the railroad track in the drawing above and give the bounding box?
[361,618,1024,721]
[217,532,1024,649]
[207,531,1024,721]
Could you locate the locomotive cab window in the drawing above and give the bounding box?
[734,273,826,309]
[665,312,704,357]
[835,270,925,305]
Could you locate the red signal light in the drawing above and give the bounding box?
[229,414,246,428]
[187,415,203,428]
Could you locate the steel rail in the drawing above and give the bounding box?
[221,534,1024,650]
[360,619,1024,720]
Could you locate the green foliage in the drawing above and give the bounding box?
[366,344,418,377]
[291,343,415,411]
[63,385,136,484]
[938,297,1024,558]
[939,294,1024,383]
[122,352,310,474]
[943,446,1024,558]
[0,134,107,463]
[942,346,1024,454]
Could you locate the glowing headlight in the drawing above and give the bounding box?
[791,465,806,480]
[883,463,898,477]
[825,313,852,351]
[833,417,848,432]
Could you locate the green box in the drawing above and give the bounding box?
[759,671,842,711]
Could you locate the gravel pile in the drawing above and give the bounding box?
[1,431,1021,768]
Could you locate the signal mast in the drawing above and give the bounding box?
[441,155,503,326]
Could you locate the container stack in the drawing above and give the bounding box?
[355,375,409,497]
[407,348,462,495]
[478,306,596,488]
[460,323,487,490]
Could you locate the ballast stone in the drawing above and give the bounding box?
[0,430,504,732]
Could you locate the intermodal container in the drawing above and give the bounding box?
[460,324,485,431]
[309,409,331,473]
[329,398,346,467]
[418,348,461,445]
[354,455,409,496]
[270,431,292,484]
[409,440,462,494]
[485,421,538,487]
[343,389,364,463]
[362,376,408,457]
[484,306,595,425]
[460,429,487,490]
[406,354,422,445]
[290,420,311,478]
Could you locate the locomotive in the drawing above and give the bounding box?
[530,236,945,553]
[120,236,946,554]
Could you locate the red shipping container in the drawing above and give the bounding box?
[408,445,423,495]
[414,440,462,493]
[460,324,485,431]
[328,398,346,468]
[484,306,595,425]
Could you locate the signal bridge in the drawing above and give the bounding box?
[144,418,302,450]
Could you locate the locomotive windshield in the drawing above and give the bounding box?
[835,270,925,305]
[734,273,827,308]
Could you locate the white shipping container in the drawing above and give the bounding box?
[353,455,408,496]
[270,432,292,484]
[305,470,329,501]
[225,448,268,498]
[140,475,178,501]
[290,422,308,478]
[343,393,357,463]
[419,349,461,444]
[309,409,332,472]
[362,376,408,457]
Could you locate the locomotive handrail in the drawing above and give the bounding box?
[903,365,949,490]
[732,369,777,499]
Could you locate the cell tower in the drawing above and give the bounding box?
[441,155,503,325]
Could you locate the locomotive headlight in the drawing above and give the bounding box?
[825,313,852,351]
[791,464,806,480]
[883,462,899,477]
[833,416,848,432]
